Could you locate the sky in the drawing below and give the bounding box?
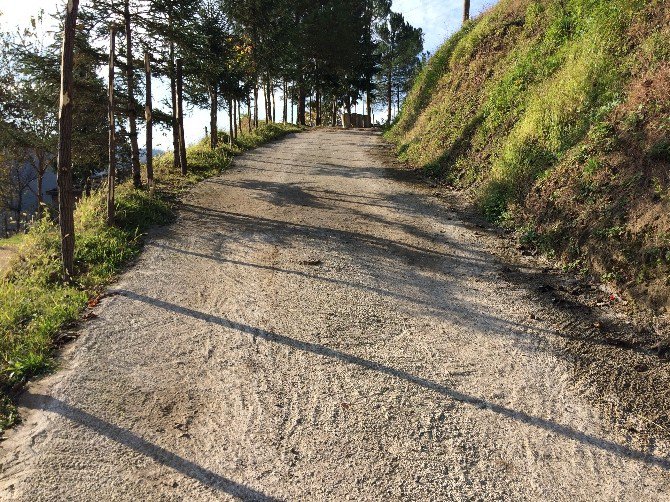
[0,0,495,150]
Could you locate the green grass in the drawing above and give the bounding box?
[387,0,670,308]
[0,234,25,247]
[0,122,300,430]
[388,0,645,219]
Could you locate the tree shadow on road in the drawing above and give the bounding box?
[116,290,670,472]
[174,204,654,358]
[20,392,279,501]
[207,180,326,209]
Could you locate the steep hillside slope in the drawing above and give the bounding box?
[388,0,670,311]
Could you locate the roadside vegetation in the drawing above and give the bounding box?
[0,123,299,430]
[387,0,670,311]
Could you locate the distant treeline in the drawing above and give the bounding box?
[0,0,424,239]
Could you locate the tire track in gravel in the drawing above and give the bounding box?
[1,129,669,501]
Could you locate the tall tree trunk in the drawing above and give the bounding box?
[209,84,218,149]
[261,82,266,123]
[282,80,287,123]
[233,99,238,139]
[36,165,44,215]
[247,94,252,132]
[291,84,294,124]
[253,84,259,128]
[228,98,233,146]
[272,83,276,123]
[15,191,22,232]
[176,58,187,175]
[364,6,373,126]
[263,80,269,124]
[463,0,470,23]
[33,152,46,216]
[57,0,80,278]
[237,100,242,135]
[397,85,401,116]
[144,51,153,190]
[124,0,141,188]
[267,78,272,122]
[108,27,117,226]
[169,40,179,170]
[332,99,337,127]
[387,69,392,123]
[315,89,321,126]
[298,85,306,126]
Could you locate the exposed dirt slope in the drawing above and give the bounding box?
[1,130,668,500]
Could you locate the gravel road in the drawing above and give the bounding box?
[1,129,669,500]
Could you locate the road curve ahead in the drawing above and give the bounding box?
[1,129,668,500]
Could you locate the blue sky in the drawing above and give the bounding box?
[1,0,496,149]
[393,0,495,53]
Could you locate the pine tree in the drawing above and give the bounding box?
[377,11,423,124]
[56,0,81,278]
[107,26,117,225]
[123,0,142,187]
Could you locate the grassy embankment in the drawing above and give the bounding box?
[387,0,670,311]
[0,123,300,429]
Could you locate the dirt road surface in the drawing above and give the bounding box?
[1,129,669,500]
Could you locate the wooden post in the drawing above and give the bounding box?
[57,0,80,278]
[107,27,117,225]
[176,58,187,175]
[144,51,153,190]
